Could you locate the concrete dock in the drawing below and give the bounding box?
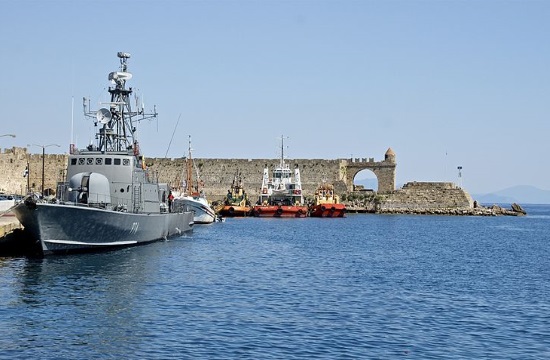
[0,214,21,237]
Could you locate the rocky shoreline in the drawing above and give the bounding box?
[345,203,527,216]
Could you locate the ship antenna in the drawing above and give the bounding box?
[164,114,181,158]
[281,134,284,166]
[279,135,289,167]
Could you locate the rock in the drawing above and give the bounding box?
[511,203,526,215]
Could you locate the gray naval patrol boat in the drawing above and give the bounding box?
[13,52,194,255]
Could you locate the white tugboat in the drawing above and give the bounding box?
[253,135,308,218]
[12,52,194,255]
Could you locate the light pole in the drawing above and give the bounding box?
[24,159,30,195]
[457,166,463,188]
[29,143,61,197]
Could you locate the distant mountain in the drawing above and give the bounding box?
[472,185,550,205]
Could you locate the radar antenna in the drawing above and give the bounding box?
[82,52,158,154]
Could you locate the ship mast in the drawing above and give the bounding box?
[279,134,286,168]
[186,135,193,194]
[83,52,158,155]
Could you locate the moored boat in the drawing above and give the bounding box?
[12,52,194,256]
[253,136,308,218]
[172,136,216,224]
[309,183,346,217]
[218,171,252,217]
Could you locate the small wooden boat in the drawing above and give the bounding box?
[309,183,346,217]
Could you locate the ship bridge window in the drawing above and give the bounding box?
[96,158,103,165]
[114,158,121,165]
[123,159,130,166]
[78,158,85,165]
[105,158,112,165]
[71,159,77,165]
[87,158,94,165]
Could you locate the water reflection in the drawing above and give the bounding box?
[4,240,193,358]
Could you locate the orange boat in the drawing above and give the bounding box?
[253,136,308,218]
[309,183,346,218]
[218,171,252,217]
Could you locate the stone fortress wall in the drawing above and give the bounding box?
[0,147,397,200]
[378,181,474,211]
[0,147,67,196]
[0,146,477,212]
[149,157,350,202]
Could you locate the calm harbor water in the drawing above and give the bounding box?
[1,205,549,359]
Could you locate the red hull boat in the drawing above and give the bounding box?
[253,204,308,218]
[309,203,346,217]
[253,136,307,218]
[309,183,346,218]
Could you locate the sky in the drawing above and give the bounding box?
[1,0,549,195]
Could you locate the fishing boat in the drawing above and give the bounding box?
[12,52,194,256]
[172,136,216,224]
[309,182,346,217]
[218,171,252,217]
[253,136,308,218]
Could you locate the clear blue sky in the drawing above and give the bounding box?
[1,0,548,194]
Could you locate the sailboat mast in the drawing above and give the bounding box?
[186,135,193,194]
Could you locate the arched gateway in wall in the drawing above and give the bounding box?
[344,148,396,193]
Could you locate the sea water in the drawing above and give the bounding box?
[0,205,549,359]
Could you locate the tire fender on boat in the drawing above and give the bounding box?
[24,197,37,210]
[276,207,283,215]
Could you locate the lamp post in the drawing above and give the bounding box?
[26,160,30,195]
[29,143,61,198]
